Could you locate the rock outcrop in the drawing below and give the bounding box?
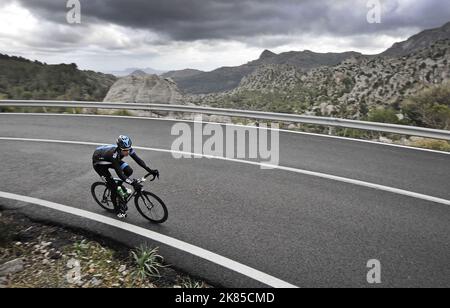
[104,70,184,105]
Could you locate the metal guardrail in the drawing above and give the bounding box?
[1,99,450,141]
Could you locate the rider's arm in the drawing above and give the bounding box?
[130,149,151,171]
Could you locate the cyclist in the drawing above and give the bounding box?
[92,135,159,218]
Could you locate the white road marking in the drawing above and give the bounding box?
[1,112,449,155]
[0,191,298,288]
[1,136,450,206]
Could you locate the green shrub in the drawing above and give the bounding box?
[402,83,450,129]
[367,108,400,124]
[131,245,165,281]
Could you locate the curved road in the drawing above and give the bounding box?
[0,113,449,288]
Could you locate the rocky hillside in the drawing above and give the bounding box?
[169,50,361,94]
[382,22,450,57]
[301,39,450,117]
[0,54,116,101]
[188,39,450,119]
[254,50,362,71]
[169,21,450,97]
[237,64,303,92]
[161,69,204,80]
[104,71,184,105]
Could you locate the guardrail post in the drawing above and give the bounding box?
[328,126,335,136]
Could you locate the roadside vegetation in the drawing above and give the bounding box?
[0,210,210,288]
[401,83,450,130]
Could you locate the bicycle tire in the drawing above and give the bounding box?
[135,191,168,223]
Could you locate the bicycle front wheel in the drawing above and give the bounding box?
[135,191,168,223]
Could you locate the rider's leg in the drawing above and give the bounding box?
[117,162,134,215]
[119,161,133,178]
[94,165,120,213]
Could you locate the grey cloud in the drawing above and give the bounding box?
[13,0,450,42]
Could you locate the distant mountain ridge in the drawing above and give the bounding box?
[381,21,450,57]
[106,67,166,77]
[170,50,362,94]
[162,69,205,79]
[168,21,450,95]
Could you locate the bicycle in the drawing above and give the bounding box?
[91,173,168,223]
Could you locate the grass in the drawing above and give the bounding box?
[177,276,207,288]
[410,139,450,151]
[131,245,166,281]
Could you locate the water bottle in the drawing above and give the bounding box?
[117,186,127,200]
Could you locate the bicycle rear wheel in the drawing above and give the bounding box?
[135,191,168,223]
[91,182,116,213]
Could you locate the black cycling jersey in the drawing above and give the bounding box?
[92,145,150,184]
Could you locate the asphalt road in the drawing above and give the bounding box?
[0,113,449,288]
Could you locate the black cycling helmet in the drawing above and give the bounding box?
[117,135,132,150]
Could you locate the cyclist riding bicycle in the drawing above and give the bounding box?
[92,135,159,218]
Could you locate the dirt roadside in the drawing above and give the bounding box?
[0,209,211,288]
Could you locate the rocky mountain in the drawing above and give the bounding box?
[382,22,450,57]
[0,54,116,101]
[169,50,362,94]
[188,39,450,119]
[103,70,184,105]
[161,69,204,79]
[170,65,255,94]
[107,67,166,77]
[253,50,362,71]
[302,39,450,117]
[168,22,450,96]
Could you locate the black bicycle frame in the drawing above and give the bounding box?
[112,172,153,205]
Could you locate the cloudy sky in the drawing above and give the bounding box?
[0,0,449,73]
